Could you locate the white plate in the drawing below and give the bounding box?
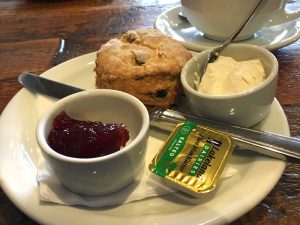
[0,52,289,225]
[155,6,300,51]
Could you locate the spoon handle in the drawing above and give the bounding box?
[195,0,266,90]
[215,0,265,52]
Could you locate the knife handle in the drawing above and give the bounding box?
[150,109,300,161]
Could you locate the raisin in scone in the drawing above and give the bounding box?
[95,29,192,109]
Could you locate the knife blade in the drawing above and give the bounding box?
[18,72,84,99]
[18,72,300,161]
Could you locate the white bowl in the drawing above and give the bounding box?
[36,89,149,196]
[181,44,278,127]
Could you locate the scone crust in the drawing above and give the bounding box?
[95,28,192,109]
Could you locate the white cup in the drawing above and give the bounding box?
[181,0,300,41]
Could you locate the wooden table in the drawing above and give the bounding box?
[0,0,299,224]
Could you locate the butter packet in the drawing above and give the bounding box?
[149,120,235,198]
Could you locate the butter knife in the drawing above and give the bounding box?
[18,72,300,161]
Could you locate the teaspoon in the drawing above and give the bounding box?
[194,0,265,90]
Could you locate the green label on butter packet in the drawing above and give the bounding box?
[151,120,197,177]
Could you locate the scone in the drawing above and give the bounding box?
[95,28,192,110]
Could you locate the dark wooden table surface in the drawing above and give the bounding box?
[0,0,299,224]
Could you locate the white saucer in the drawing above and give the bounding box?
[155,6,300,51]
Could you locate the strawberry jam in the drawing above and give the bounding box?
[48,111,130,158]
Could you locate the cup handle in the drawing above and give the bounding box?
[269,5,300,26]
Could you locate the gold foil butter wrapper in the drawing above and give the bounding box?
[149,120,235,198]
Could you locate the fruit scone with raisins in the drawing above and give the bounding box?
[95,28,192,110]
